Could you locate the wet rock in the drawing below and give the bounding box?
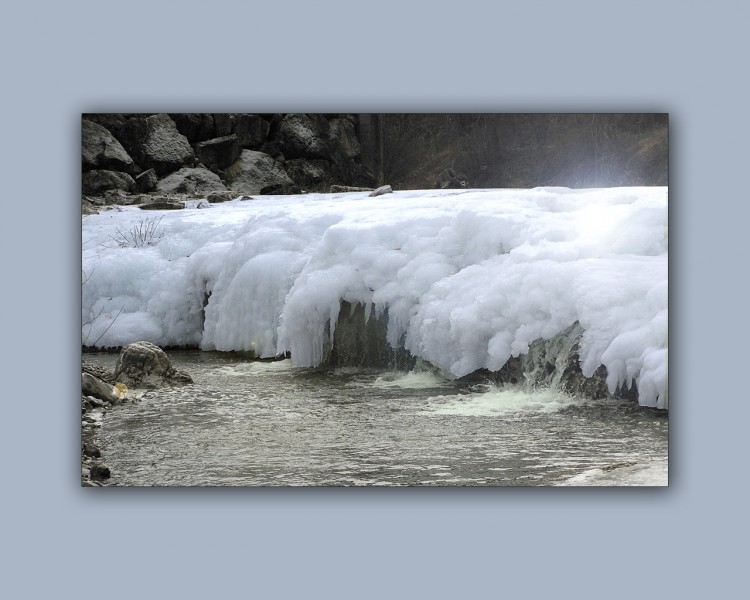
[113,341,193,388]
[82,372,122,403]
[90,464,111,480]
[83,443,101,458]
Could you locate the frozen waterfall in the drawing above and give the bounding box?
[82,186,668,409]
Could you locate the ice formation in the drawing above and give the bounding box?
[82,187,668,408]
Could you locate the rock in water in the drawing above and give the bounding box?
[82,372,122,403]
[113,341,193,388]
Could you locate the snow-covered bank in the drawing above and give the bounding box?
[82,187,668,408]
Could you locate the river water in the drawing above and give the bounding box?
[87,351,668,486]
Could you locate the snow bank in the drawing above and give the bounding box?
[82,187,668,408]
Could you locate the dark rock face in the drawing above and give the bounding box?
[225,150,297,194]
[82,119,137,174]
[113,341,193,388]
[435,167,468,189]
[169,113,216,143]
[156,167,227,195]
[272,113,330,159]
[135,168,158,192]
[117,114,195,175]
[195,135,242,170]
[235,114,270,148]
[328,117,360,159]
[284,159,330,188]
[83,113,129,136]
[82,170,136,195]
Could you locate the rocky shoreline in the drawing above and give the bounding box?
[81,341,194,486]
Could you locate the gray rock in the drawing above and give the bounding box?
[195,135,242,170]
[329,185,373,193]
[82,372,121,403]
[328,117,361,159]
[170,113,215,143]
[234,114,270,148]
[82,170,136,195]
[369,184,393,197]
[435,167,468,189]
[207,190,237,203]
[213,113,235,137]
[135,168,158,192]
[83,443,101,458]
[82,113,128,136]
[113,341,193,388]
[118,114,195,175]
[225,150,297,195]
[284,159,330,188]
[82,119,137,174]
[273,114,330,159]
[156,167,227,195]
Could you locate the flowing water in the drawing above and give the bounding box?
[87,351,668,487]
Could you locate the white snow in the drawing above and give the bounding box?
[82,187,668,408]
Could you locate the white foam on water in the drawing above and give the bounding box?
[215,359,296,377]
[426,386,583,416]
[371,370,454,389]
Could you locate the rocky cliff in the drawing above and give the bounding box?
[82,113,377,213]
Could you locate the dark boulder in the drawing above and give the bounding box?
[207,190,237,203]
[435,167,468,189]
[135,168,158,192]
[90,464,111,480]
[195,135,242,170]
[272,113,330,159]
[117,114,195,176]
[82,170,136,195]
[169,113,216,143]
[234,114,270,148]
[82,113,129,137]
[156,167,227,195]
[213,113,235,137]
[284,159,330,188]
[82,119,137,174]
